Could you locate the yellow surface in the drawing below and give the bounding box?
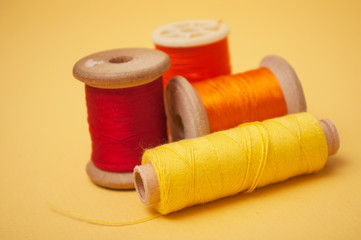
[0,0,360,239]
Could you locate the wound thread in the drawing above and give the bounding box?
[156,38,231,87]
[192,67,288,132]
[142,113,328,214]
[86,77,167,172]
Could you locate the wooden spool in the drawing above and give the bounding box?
[73,48,170,189]
[134,118,340,206]
[164,55,307,141]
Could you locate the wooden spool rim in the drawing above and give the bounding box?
[86,161,134,189]
[165,55,306,141]
[134,118,340,206]
[164,76,210,141]
[259,55,307,114]
[73,48,170,89]
[152,19,229,48]
[319,119,340,155]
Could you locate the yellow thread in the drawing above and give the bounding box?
[142,113,328,214]
[49,203,160,226]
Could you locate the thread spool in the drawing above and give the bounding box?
[73,48,170,189]
[134,113,340,214]
[165,55,307,141]
[152,19,231,87]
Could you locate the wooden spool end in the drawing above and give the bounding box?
[134,119,340,205]
[165,76,210,142]
[73,48,170,189]
[73,48,170,89]
[152,19,229,48]
[259,55,307,113]
[165,55,306,141]
[319,119,340,155]
[134,163,160,206]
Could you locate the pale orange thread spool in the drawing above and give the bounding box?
[152,19,231,87]
[165,55,307,141]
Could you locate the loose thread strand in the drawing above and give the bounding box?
[48,203,161,226]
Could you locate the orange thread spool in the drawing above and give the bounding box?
[164,55,307,141]
[193,67,287,132]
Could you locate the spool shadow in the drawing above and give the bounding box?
[163,155,346,220]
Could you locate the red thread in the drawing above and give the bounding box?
[155,38,231,87]
[85,77,167,172]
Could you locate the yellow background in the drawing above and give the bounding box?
[1,0,360,239]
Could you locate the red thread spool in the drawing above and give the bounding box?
[73,48,170,189]
[152,19,231,87]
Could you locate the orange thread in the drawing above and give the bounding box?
[155,38,231,88]
[192,67,287,132]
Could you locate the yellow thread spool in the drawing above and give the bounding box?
[134,113,340,214]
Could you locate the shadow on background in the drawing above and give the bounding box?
[163,154,346,220]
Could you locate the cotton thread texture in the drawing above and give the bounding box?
[86,77,167,172]
[142,113,328,214]
[192,67,288,132]
[155,38,231,87]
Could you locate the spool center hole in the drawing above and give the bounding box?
[173,113,185,141]
[109,56,133,64]
[135,171,146,201]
